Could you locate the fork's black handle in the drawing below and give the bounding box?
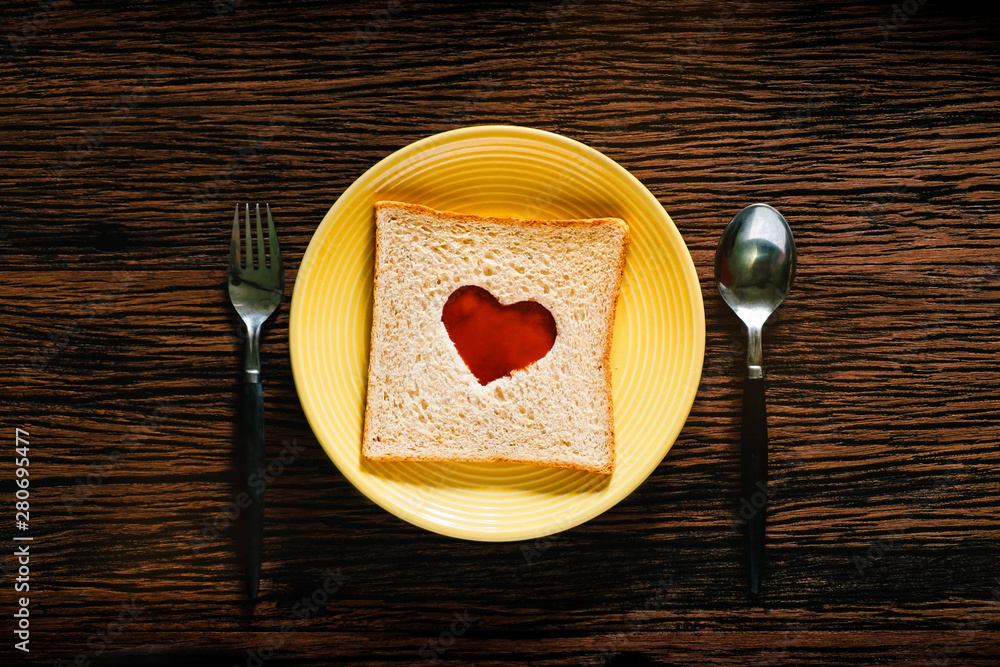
[741,375,768,596]
[240,381,265,600]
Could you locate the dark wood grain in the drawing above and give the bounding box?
[2,0,999,665]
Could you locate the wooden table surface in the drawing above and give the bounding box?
[2,1,999,665]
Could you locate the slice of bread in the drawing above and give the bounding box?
[362,201,629,475]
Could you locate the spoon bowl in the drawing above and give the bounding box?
[716,203,796,333]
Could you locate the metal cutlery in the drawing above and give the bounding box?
[715,203,796,595]
[227,203,284,600]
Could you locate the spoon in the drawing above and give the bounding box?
[715,203,796,595]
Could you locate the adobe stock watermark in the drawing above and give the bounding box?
[622,573,679,632]
[905,257,997,368]
[773,84,828,136]
[717,84,827,199]
[189,438,305,553]
[5,0,69,56]
[62,400,175,513]
[23,270,136,380]
[729,430,823,536]
[393,460,461,527]
[852,463,964,576]
[48,598,144,665]
[864,183,908,227]
[697,318,783,400]
[521,117,625,219]
[860,140,975,228]
[672,1,749,72]
[520,513,579,565]
[440,75,496,125]
[50,66,164,179]
[409,610,478,666]
[339,1,402,61]
[921,582,1000,667]
[580,571,678,666]
[236,568,350,667]
[225,308,291,355]
[213,0,243,19]
[879,0,929,41]
[698,329,764,398]
[545,0,586,27]
[378,77,498,181]
[181,107,295,221]
[751,622,807,666]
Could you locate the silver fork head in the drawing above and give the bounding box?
[229,203,283,275]
[228,203,284,383]
[228,203,284,323]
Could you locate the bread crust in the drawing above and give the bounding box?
[375,200,630,235]
[363,200,630,475]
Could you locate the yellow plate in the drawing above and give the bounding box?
[290,125,704,542]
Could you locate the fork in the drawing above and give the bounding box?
[227,203,283,600]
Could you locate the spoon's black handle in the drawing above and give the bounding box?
[741,375,768,595]
[239,381,265,600]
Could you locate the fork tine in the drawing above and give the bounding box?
[244,203,253,269]
[255,204,266,269]
[230,204,241,268]
[265,204,281,272]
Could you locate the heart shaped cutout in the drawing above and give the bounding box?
[442,285,557,385]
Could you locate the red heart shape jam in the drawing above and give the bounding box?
[442,285,557,386]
